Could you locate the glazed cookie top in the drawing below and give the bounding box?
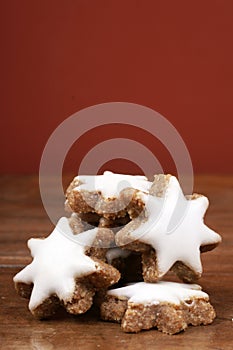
[13,217,102,311]
[107,281,209,305]
[72,171,152,198]
[116,175,221,278]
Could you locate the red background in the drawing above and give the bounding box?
[1,0,233,174]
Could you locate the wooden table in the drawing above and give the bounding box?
[0,175,232,350]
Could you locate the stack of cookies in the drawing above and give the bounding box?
[14,171,221,334]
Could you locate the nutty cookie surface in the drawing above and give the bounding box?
[100,281,216,334]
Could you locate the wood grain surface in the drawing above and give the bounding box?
[0,175,232,350]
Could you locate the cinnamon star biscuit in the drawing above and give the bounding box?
[100,281,216,334]
[115,174,221,282]
[14,217,120,318]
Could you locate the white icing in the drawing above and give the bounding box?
[13,217,99,311]
[118,176,221,278]
[106,248,131,264]
[108,281,209,305]
[73,171,152,198]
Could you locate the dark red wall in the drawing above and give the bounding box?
[1,0,233,174]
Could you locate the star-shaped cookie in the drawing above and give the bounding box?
[14,217,120,318]
[100,281,216,334]
[66,171,151,219]
[115,174,221,282]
